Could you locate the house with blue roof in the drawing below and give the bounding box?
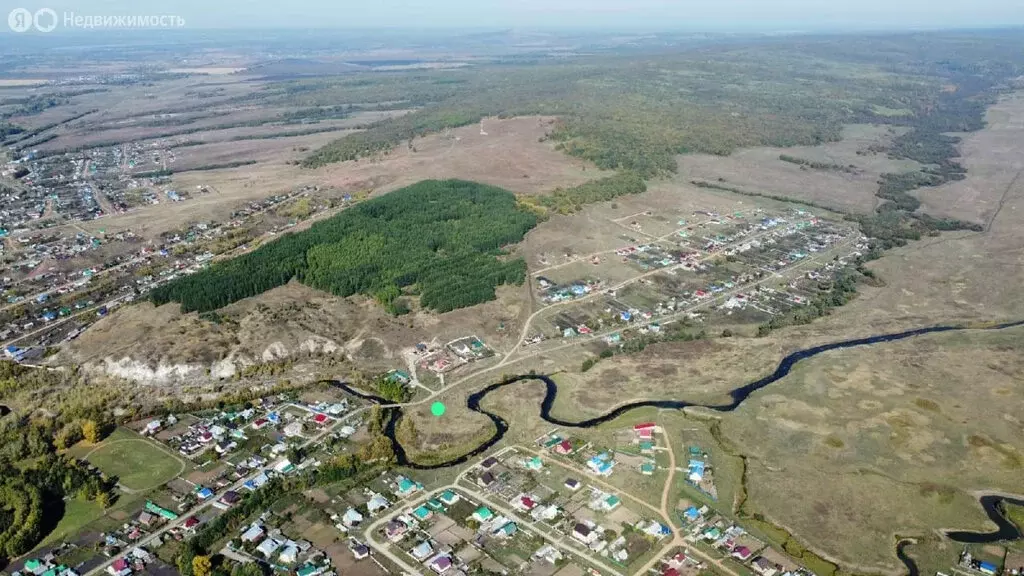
[367,494,390,514]
[687,459,706,483]
[410,541,433,560]
[587,453,616,476]
[683,506,701,523]
[243,472,269,491]
[342,508,364,527]
[439,490,460,506]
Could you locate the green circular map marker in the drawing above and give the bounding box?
[431,402,446,417]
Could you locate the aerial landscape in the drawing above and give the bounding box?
[1,4,1023,576]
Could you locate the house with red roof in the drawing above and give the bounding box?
[514,495,537,512]
[731,546,753,561]
[312,413,329,426]
[554,440,573,455]
[107,558,131,576]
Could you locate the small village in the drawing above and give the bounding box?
[2,140,342,355]
[530,206,865,343]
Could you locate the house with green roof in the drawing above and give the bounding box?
[427,498,444,511]
[145,501,179,521]
[639,441,654,453]
[412,505,433,521]
[439,490,460,505]
[640,462,656,475]
[396,476,421,496]
[472,506,494,522]
[494,521,517,538]
[524,456,543,471]
[24,560,44,574]
[542,436,563,449]
[296,564,326,576]
[600,495,621,511]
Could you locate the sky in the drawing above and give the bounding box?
[7,0,1024,31]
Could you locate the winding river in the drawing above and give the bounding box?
[330,319,1024,569]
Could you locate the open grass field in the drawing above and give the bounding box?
[81,427,187,492]
[677,124,921,215]
[915,95,1024,225]
[37,497,105,548]
[547,338,782,418]
[719,325,1024,573]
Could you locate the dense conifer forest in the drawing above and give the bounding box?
[150,180,539,313]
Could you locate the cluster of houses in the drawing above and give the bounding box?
[658,550,705,576]
[417,335,493,375]
[1,149,326,354]
[536,277,597,305]
[158,395,346,460]
[163,411,255,457]
[386,491,523,576]
[232,517,332,575]
[105,548,156,576]
[11,554,82,576]
[681,506,791,576]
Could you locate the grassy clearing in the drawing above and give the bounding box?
[720,326,1024,572]
[38,497,104,547]
[83,427,185,491]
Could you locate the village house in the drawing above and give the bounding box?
[429,555,452,574]
[411,541,434,561]
[751,557,779,576]
[412,505,433,522]
[476,471,496,488]
[472,507,494,523]
[257,538,282,558]
[240,523,265,544]
[533,544,563,564]
[106,558,131,576]
[395,476,422,497]
[731,546,753,561]
[439,490,461,506]
[493,521,518,539]
[342,508,364,528]
[572,523,598,544]
[513,495,538,512]
[587,453,616,476]
[385,520,408,542]
[367,493,391,514]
